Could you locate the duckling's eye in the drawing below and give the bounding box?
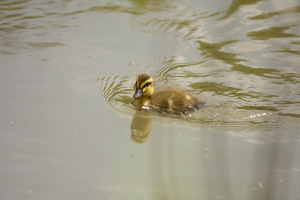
[143,82,152,88]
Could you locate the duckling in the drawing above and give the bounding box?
[132,73,205,115]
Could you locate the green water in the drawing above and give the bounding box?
[1,0,300,199]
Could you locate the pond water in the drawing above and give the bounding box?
[1,0,300,199]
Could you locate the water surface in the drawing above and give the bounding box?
[1,0,300,199]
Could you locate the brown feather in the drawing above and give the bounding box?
[133,73,205,115]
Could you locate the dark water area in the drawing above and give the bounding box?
[1,0,300,199]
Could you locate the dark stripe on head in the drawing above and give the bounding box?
[136,73,153,88]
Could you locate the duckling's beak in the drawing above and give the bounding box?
[133,88,143,99]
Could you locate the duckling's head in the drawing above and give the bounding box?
[133,73,154,99]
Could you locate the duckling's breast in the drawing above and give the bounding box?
[132,96,152,110]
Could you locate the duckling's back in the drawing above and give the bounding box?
[150,88,204,115]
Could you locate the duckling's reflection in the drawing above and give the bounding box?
[130,111,152,143]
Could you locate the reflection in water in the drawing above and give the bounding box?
[248,5,300,20]
[219,0,265,20]
[247,25,300,40]
[196,40,247,64]
[64,4,145,16]
[190,81,263,99]
[130,111,152,143]
[156,58,205,82]
[231,64,300,84]
[276,47,300,55]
